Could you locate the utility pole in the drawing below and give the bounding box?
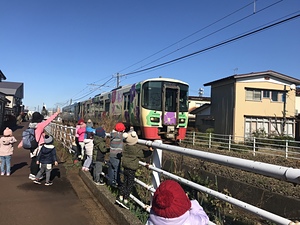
[282,85,287,136]
[114,73,126,88]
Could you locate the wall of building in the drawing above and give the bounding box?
[210,81,234,135]
[234,79,296,138]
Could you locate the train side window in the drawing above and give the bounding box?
[123,93,130,110]
[105,100,110,112]
[99,101,104,109]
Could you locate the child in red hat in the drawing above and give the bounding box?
[146,179,209,225]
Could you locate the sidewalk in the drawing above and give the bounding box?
[0,122,92,225]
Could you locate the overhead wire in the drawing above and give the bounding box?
[129,0,284,73]
[122,12,300,76]
[60,1,297,107]
[117,1,255,74]
[61,0,275,104]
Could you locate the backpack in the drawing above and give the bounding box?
[22,128,38,150]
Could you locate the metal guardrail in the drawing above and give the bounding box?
[47,123,299,225]
[182,131,300,160]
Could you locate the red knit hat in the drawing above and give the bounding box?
[77,118,84,125]
[115,122,125,132]
[151,180,191,218]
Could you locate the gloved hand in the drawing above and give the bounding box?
[289,221,300,225]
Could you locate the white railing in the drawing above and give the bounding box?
[47,123,299,225]
[182,131,300,160]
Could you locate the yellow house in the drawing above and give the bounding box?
[204,70,300,140]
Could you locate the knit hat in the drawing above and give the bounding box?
[44,135,53,144]
[115,122,125,132]
[151,180,191,218]
[123,131,138,145]
[95,127,106,138]
[32,112,44,123]
[77,118,84,125]
[3,127,12,136]
[86,119,93,128]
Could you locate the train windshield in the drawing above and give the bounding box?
[142,80,189,112]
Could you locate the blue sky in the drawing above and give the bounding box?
[1,0,299,111]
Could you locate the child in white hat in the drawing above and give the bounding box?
[33,135,58,186]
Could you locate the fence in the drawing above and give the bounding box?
[182,131,300,160]
[46,123,300,225]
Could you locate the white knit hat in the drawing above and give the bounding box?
[44,135,53,144]
[3,127,12,136]
[123,131,138,145]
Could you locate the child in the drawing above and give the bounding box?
[76,121,86,160]
[75,118,84,161]
[82,129,94,171]
[145,180,209,225]
[33,135,58,186]
[0,127,17,176]
[116,130,153,209]
[108,122,125,187]
[92,127,109,185]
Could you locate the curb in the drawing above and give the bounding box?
[79,170,144,225]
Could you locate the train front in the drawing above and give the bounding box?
[140,78,189,141]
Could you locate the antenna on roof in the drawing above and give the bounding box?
[234,68,238,74]
[198,88,204,97]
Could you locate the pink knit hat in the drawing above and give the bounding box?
[3,127,12,136]
[151,180,191,218]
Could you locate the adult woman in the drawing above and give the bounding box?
[18,108,60,180]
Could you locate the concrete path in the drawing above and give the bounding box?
[0,122,93,225]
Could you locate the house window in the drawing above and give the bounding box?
[271,91,284,102]
[263,90,270,98]
[246,89,261,101]
[245,116,294,138]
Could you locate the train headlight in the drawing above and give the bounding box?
[179,118,185,124]
[150,117,160,123]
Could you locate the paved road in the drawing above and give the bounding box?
[0,122,95,225]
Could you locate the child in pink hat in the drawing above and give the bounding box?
[0,127,17,176]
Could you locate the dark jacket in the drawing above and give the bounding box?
[121,144,152,171]
[37,144,57,164]
[93,135,108,162]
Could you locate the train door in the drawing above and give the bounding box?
[162,84,180,139]
[162,84,180,124]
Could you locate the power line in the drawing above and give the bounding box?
[116,1,255,75]
[122,13,300,76]
[128,0,284,73]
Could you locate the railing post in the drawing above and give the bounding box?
[209,133,211,148]
[152,140,162,190]
[192,131,195,146]
[253,137,256,156]
[229,135,231,152]
[285,140,288,159]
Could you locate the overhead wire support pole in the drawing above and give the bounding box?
[114,73,126,88]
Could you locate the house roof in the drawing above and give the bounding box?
[204,70,300,86]
[0,82,23,97]
[189,103,211,115]
[0,70,7,81]
[188,96,211,101]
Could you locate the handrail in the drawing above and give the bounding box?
[139,139,300,185]
[48,122,298,225]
